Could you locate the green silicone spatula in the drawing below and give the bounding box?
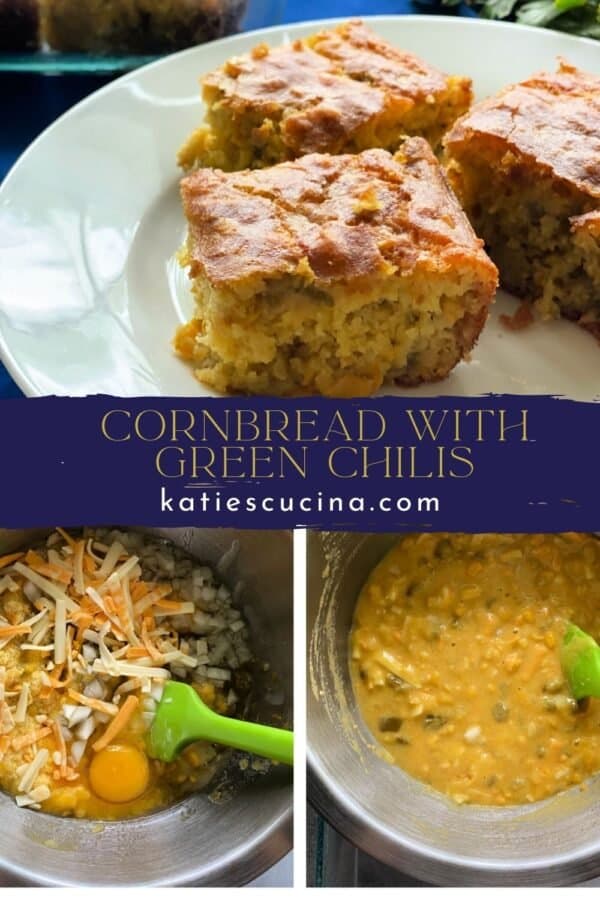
[561,622,600,700]
[148,681,294,765]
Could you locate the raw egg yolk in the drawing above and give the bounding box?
[89,744,150,804]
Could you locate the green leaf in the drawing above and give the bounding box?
[482,0,520,17]
[553,14,600,34]
[516,0,565,24]
[554,0,587,11]
[466,0,600,38]
[551,1,600,35]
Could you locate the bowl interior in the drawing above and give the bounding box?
[308,531,600,886]
[0,527,293,887]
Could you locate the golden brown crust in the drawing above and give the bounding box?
[204,41,386,156]
[181,138,497,291]
[201,20,471,157]
[445,61,600,201]
[307,19,452,103]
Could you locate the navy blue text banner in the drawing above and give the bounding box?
[0,395,597,532]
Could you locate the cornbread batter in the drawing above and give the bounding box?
[351,533,600,806]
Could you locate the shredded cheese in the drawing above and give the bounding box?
[154,601,195,617]
[119,576,137,644]
[30,622,51,647]
[113,678,142,698]
[67,689,118,717]
[23,608,49,630]
[98,555,140,595]
[92,695,139,753]
[72,541,85,597]
[97,541,125,579]
[0,552,24,570]
[12,727,52,751]
[85,587,126,639]
[28,784,51,803]
[17,747,50,794]
[52,719,68,777]
[20,643,54,653]
[0,624,32,639]
[24,550,73,586]
[54,592,67,666]
[85,539,104,564]
[0,575,18,595]
[47,549,72,571]
[55,528,76,548]
[134,585,174,616]
[92,658,170,680]
[12,563,78,613]
[14,684,30,724]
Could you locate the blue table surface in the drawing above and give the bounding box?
[0,0,465,399]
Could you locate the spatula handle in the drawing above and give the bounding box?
[203,714,294,766]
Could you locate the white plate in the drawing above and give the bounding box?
[0,16,599,399]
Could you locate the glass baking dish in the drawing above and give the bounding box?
[0,0,284,74]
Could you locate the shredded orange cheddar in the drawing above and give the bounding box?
[0,552,24,570]
[25,550,73,585]
[92,695,139,752]
[0,624,32,638]
[125,647,149,659]
[130,581,151,602]
[67,689,118,717]
[47,663,72,689]
[154,598,185,612]
[12,726,52,750]
[141,617,162,662]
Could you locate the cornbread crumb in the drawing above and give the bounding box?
[444,61,600,338]
[499,302,534,332]
[179,19,472,171]
[175,138,497,397]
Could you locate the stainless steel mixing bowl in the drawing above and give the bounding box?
[0,527,292,887]
[308,531,600,886]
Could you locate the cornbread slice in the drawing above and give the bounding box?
[178,20,472,171]
[175,138,498,397]
[444,61,600,337]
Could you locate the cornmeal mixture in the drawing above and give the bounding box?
[0,529,252,819]
[351,533,600,806]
